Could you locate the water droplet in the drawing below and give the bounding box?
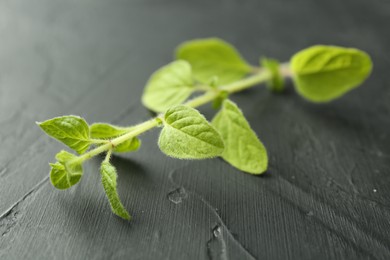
[212,226,221,237]
[207,225,228,260]
[167,187,187,204]
[306,211,314,217]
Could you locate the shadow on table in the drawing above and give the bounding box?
[56,155,151,230]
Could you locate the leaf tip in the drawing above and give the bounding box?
[119,212,131,221]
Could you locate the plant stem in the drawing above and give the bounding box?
[185,70,273,108]
[184,91,219,108]
[91,139,110,145]
[104,149,112,163]
[75,68,276,163]
[219,69,272,93]
[75,118,159,163]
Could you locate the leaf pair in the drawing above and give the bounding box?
[142,38,253,113]
[90,123,141,153]
[38,116,140,155]
[158,102,268,174]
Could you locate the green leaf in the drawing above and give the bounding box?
[176,38,252,85]
[50,150,83,190]
[211,100,268,174]
[37,115,91,154]
[90,123,141,153]
[90,123,128,138]
[290,45,372,102]
[158,105,224,159]
[261,57,285,92]
[100,161,131,220]
[142,60,194,113]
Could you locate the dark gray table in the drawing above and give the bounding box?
[1,0,389,259]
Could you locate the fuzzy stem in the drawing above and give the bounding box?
[104,149,113,163]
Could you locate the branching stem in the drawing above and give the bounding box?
[74,66,286,164]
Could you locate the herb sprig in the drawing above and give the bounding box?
[37,38,372,220]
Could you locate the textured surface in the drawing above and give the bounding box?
[0,0,389,259]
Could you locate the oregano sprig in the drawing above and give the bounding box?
[37,38,373,220]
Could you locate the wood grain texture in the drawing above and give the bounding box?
[0,0,389,259]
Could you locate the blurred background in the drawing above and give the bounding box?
[0,0,389,259]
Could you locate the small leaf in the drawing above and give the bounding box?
[37,115,91,154]
[212,90,229,109]
[142,60,194,113]
[176,38,252,85]
[100,161,131,220]
[290,45,372,102]
[90,123,128,137]
[208,76,219,88]
[158,105,224,159]
[90,123,141,153]
[50,150,83,189]
[112,138,141,153]
[211,100,268,174]
[261,57,285,92]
